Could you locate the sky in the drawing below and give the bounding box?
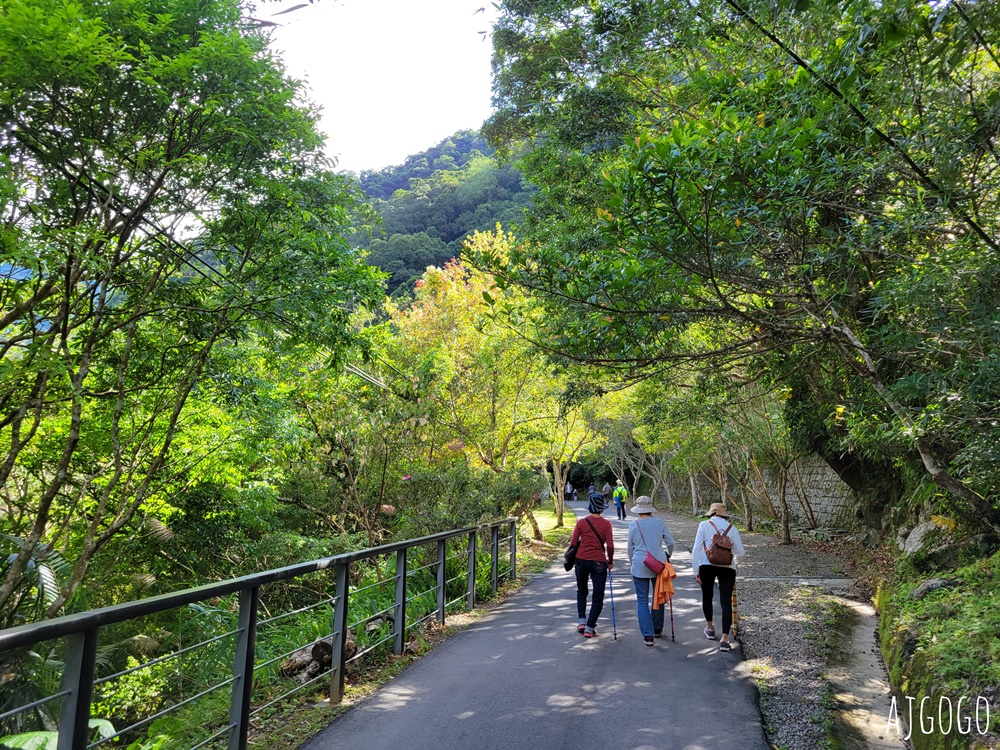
[268,0,500,175]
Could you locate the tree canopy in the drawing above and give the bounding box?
[476,0,1000,529]
[0,0,383,618]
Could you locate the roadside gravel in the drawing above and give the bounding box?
[657,508,876,750]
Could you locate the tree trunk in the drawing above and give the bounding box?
[791,459,818,528]
[826,309,1000,532]
[689,474,699,515]
[778,469,791,544]
[743,484,754,532]
[526,510,542,541]
[539,460,556,522]
[750,460,779,517]
[551,461,567,527]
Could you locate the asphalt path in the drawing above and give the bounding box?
[299,502,769,750]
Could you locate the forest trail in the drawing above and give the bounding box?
[299,501,768,750]
[657,507,905,750]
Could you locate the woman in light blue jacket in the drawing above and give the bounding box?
[626,496,676,646]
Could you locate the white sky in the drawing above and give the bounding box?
[267,0,500,175]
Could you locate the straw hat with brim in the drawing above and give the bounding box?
[706,502,729,518]
[630,495,656,515]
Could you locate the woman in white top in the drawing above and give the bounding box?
[691,502,746,652]
[626,496,676,646]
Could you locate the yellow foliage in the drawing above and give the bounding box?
[930,514,956,531]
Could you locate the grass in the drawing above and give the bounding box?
[516,506,574,575]
[748,659,777,698]
[247,509,571,750]
[833,522,1000,750]
[801,591,853,660]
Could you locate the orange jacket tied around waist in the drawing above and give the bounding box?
[653,560,677,607]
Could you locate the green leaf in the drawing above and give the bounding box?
[0,731,58,750]
[90,719,116,740]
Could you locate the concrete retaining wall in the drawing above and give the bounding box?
[662,453,857,529]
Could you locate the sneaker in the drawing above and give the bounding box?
[704,626,716,640]
[577,624,586,634]
[719,640,732,652]
[584,627,597,638]
[644,636,655,647]
[654,630,663,638]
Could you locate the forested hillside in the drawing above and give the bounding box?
[358,130,490,200]
[355,131,534,294]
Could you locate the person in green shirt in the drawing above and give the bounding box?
[612,479,628,520]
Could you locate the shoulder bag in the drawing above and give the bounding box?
[636,520,665,575]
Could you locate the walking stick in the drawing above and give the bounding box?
[732,584,739,642]
[669,596,675,641]
[607,569,617,640]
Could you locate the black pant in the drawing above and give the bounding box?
[575,559,608,628]
[615,503,626,520]
[698,565,737,634]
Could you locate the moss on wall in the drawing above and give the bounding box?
[876,553,1000,750]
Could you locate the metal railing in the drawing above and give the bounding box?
[0,518,517,750]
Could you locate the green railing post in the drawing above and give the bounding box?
[490,525,500,594]
[228,586,259,750]
[57,627,98,750]
[466,530,477,609]
[508,520,517,582]
[393,548,407,655]
[436,539,447,624]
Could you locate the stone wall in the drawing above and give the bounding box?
[662,453,858,529]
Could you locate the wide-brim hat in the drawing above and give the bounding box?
[706,502,729,518]
[630,495,655,514]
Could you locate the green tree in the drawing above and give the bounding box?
[0,0,383,619]
[387,248,550,476]
[480,0,1000,529]
[384,231,601,531]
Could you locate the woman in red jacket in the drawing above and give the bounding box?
[569,496,615,637]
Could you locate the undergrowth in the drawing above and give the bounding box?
[876,550,1000,750]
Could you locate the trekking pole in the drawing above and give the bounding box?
[669,596,675,641]
[732,584,739,642]
[607,570,617,640]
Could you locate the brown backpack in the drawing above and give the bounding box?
[704,520,734,566]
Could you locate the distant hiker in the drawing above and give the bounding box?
[570,496,615,638]
[564,480,573,504]
[612,479,628,520]
[692,503,746,653]
[627,496,675,646]
[602,482,613,508]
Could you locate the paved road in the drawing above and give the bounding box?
[300,503,769,750]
